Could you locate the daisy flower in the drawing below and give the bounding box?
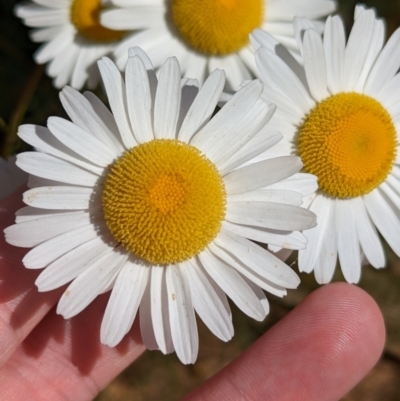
[4,48,316,364]
[15,0,127,89]
[100,0,337,90]
[251,5,400,284]
[0,156,28,201]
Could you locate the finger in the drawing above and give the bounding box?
[0,290,145,401]
[184,283,385,401]
[0,188,62,368]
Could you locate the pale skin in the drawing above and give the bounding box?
[0,188,385,401]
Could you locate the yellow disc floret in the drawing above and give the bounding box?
[299,92,397,198]
[171,0,263,55]
[102,139,226,265]
[70,0,126,43]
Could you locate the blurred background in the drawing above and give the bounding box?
[1,0,399,399]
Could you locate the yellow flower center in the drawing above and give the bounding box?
[171,0,263,55]
[298,92,397,198]
[70,0,126,43]
[102,139,226,265]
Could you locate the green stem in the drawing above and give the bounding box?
[1,64,44,158]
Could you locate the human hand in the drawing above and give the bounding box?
[0,188,385,401]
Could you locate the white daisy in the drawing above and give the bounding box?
[100,0,337,90]
[15,0,127,89]
[251,5,400,284]
[4,48,316,364]
[0,156,28,201]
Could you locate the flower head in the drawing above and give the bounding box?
[101,0,336,89]
[5,49,316,363]
[252,5,400,283]
[15,0,126,89]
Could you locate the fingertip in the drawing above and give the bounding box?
[301,282,386,365]
[185,282,386,401]
[269,282,386,397]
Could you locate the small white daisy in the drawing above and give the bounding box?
[100,0,337,90]
[15,0,127,89]
[4,49,317,364]
[251,5,400,284]
[0,156,28,201]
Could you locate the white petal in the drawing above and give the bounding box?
[15,206,83,223]
[214,54,251,91]
[100,7,163,30]
[261,88,304,125]
[125,55,154,144]
[60,87,124,154]
[293,17,319,59]
[18,125,104,175]
[226,201,316,231]
[228,189,302,205]
[241,276,270,316]
[250,31,309,106]
[387,174,400,195]
[224,156,302,195]
[15,3,69,26]
[298,195,333,274]
[377,73,400,109]
[30,26,62,42]
[303,29,329,101]
[182,259,233,341]
[312,199,338,284]
[267,0,337,21]
[49,43,80,89]
[17,152,100,186]
[219,131,282,176]
[22,186,94,210]
[198,250,266,321]
[238,46,258,77]
[265,173,318,197]
[190,80,263,154]
[256,48,314,113]
[324,16,346,93]
[209,242,287,298]
[176,79,199,135]
[23,224,100,269]
[101,257,150,346]
[36,237,115,291]
[5,212,91,247]
[69,47,91,91]
[139,280,160,351]
[33,27,72,62]
[150,267,174,354]
[166,264,198,365]
[364,27,400,97]
[215,231,300,288]
[128,47,155,70]
[354,4,367,19]
[57,250,127,319]
[251,28,278,51]
[204,101,274,168]
[178,69,225,143]
[98,57,137,149]
[223,221,306,250]
[183,52,208,86]
[337,200,361,283]
[354,197,385,268]
[154,57,181,139]
[343,10,375,91]
[364,188,400,256]
[355,18,385,92]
